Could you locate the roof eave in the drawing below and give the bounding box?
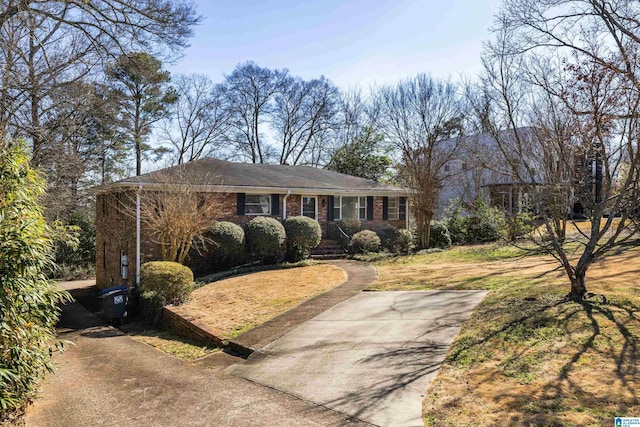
[91,182,407,196]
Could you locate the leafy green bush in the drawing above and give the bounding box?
[138,290,166,325]
[0,141,70,421]
[445,198,506,245]
[377,228,414,253]
[445,201,467,245]
[210,221,245,268]
[349,230,382,254]
[54,210,95,269]
[283,216,322,262]
[245,216,286,263]
[464,214,503,244]
[377,227,396,252]
[393,229,415,253]
[140,261,194,306]
[337,219,362,237]
[429,221,452,248]
[505,212,535,241]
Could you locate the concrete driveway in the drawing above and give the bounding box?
[230,290,487,427]
[25,293,368,427]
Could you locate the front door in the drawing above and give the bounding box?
[302,196,317,220]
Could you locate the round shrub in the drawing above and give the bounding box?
[349,230,382,254]
[376,227,396,252]
[140,261,194,306]
[429,221,451,249]
[464,216,501,244]
[393,229,415,253]
[283,216,322,262]
[337,219,362,237]
[210,221,245,268]
[245,216,286,263]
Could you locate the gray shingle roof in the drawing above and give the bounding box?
[95,158,405,195]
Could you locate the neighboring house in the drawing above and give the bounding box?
[94,158,408,289]
[438,128,546,217]
[438,127,601,218]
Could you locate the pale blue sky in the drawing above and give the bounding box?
[168,0,502,89]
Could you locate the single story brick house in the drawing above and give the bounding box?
[93,158,408,289]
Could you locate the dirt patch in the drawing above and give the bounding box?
[179,264,346,338]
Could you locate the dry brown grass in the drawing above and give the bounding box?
[179,264,346,338]
[371,243,640,426]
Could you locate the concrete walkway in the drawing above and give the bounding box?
[225,260,377,356]
[230,290,488,427]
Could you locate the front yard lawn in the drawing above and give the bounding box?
[372,242,640,426]
[179,264,346,338]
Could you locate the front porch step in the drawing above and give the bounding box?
[311,253,348,260]
[310,239,347,259]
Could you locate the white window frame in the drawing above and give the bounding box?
[388,197,399,220]
[302,196,318,219]
[334,196,366,221]
[245,194,271,216]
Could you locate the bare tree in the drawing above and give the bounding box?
[40,80,127,220]
[375,74,464,248]
[222,61,288,163]
[131,171,223,264]
[161,74,230,164]
[0,0,199,155]
[271,76,340,165]
[483,0,640,300]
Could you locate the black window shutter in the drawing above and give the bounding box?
[382,197,389,221]
[366,196,374,221]
[328,196,335,221]
[399,197,407,221]
[237,193,245,215]
[271,194,280,216]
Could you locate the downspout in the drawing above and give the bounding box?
[136,184,142,286]
[282,190,291,219]
[405,197,409,230]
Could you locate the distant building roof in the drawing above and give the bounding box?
[94,157,406,196]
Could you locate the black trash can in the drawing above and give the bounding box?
[99,285,128,323]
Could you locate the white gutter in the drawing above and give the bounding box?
[282,190,291,219]
[136,184,142,286]
[93,182,407,198]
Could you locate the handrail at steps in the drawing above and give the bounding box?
[336,226,350,252]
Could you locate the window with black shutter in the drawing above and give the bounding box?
[399,197,407,220]
[237,193,246,215]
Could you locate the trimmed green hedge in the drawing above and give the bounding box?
[210,221,245,268]
[245,216,286,263]
[140,261,194,306]
[283,216,322,262]
[349,230,382,254]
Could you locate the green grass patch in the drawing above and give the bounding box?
[501,351,547,384]
[374,242,541,267]
[226,323,254,339]
[121,323,218,361]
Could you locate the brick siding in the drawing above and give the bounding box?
[96,190,406,288]
[162,306,226,348]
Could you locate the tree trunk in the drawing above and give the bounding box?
[568,271,588,301]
